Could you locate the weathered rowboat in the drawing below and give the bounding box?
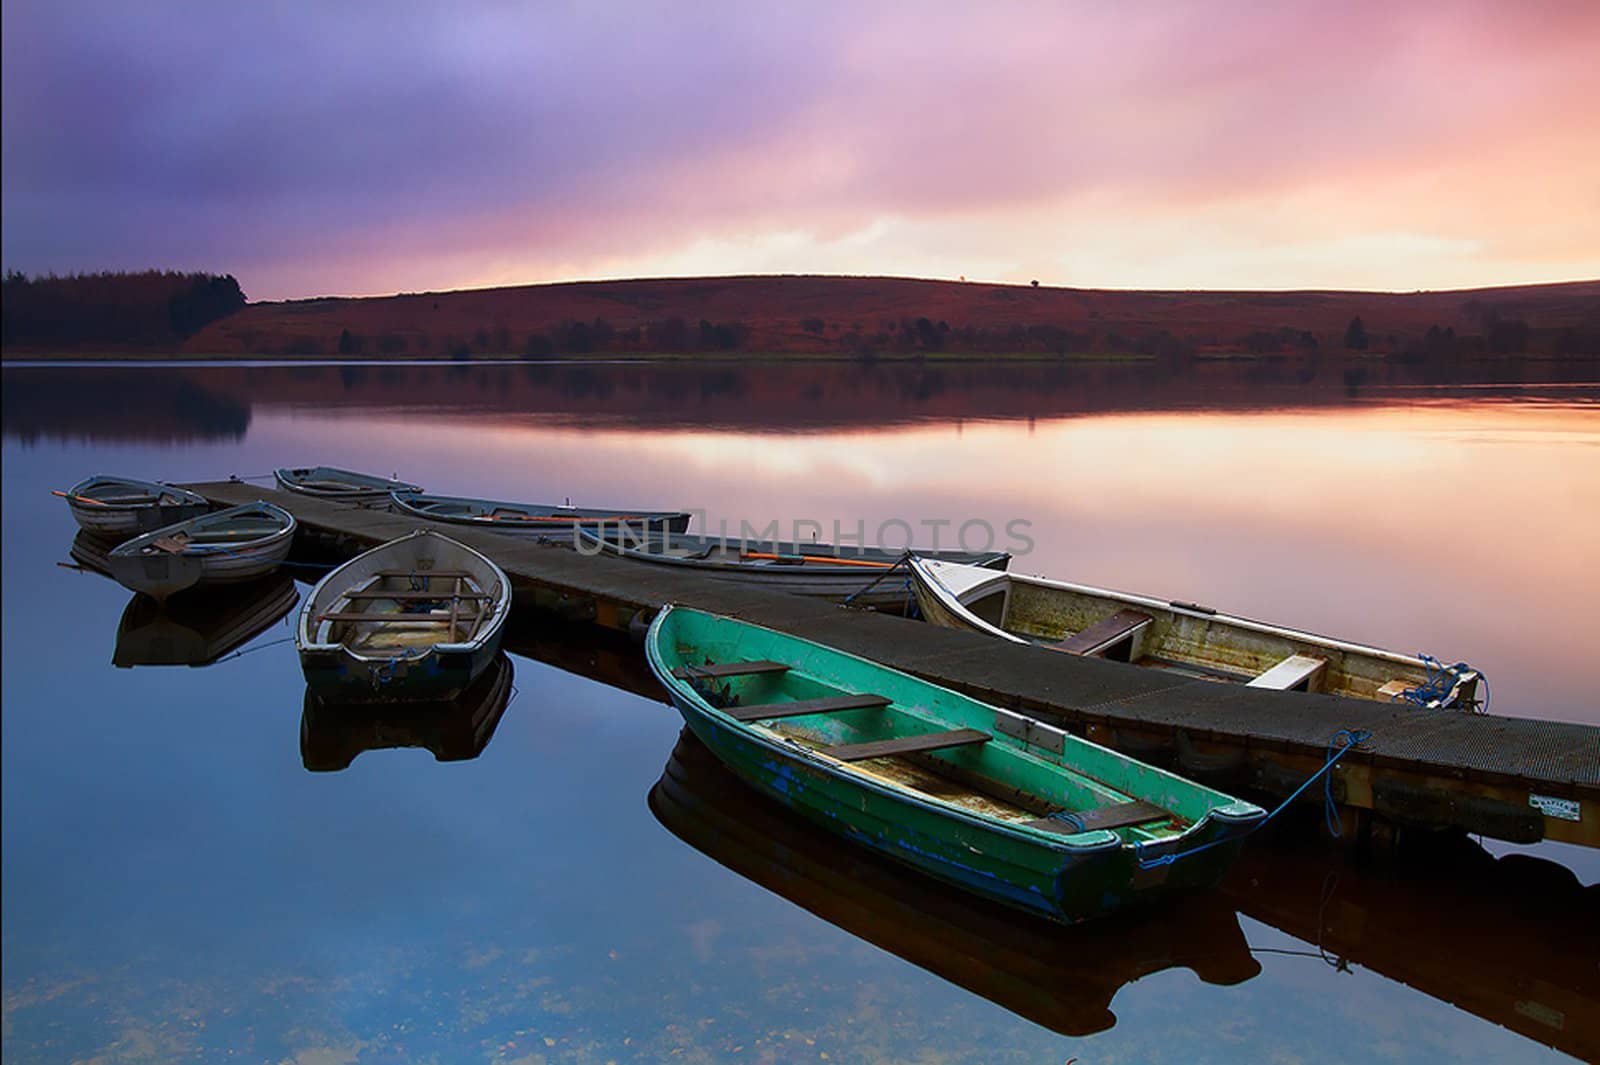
[113,575,300,668]
[651,731,1260,1035]
[646,606,1266,923]
[297,529,510,701]
[59,475,210,541]
[392,490,692,535]
[577,527,1009,609]
[274,465,422,502]
[300,651,515,771]
[908,557,1482,708]
[105,502,297,601]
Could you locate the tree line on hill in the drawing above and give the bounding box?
[322,310,1595,362]
[1,270,247,348]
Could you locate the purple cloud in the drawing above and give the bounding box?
[4,1,1596,297]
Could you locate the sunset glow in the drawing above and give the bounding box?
[3,1,1598,299]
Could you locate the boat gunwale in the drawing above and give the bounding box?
[273,466,423,497]
[66,474,209,510]
[389,490,691,527]
[107,501,297,559]
[296,528,511,660]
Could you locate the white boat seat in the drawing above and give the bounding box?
[1247,654,1328,692]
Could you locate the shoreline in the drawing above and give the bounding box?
[6,349,1598,368]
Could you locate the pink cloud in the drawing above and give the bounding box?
[7,0,1595,297]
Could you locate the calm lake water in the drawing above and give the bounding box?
[3,359,1597,1064]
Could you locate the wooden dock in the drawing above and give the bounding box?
[190,480,1600,849]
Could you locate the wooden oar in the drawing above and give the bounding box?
[741,551,895,568]
[490,513,661,524]
[53,489,109,506]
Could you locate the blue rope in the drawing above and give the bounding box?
[1135,728,1373,870]
[373,654,405,688]
[1394,654,1484,711]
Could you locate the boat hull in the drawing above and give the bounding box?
[299,639,503,703]
[908,557,1481,707]
[647,606,1263,924]
[105,503,296,601]
[666,689,1247,922]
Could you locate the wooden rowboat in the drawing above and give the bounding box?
[646,606,1266,923]
[576,527,1009,609]
[908,557,1482,708]
[391,490,692,535]
[59,475,210,541]
[113,575,300,668]
[651,731,1260,1035]
[274,466,422,502]
[297,529,510,702]
[300,651,515,771]
[105,502,297,601]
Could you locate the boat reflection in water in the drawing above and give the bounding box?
[1222,831,1600,1063]
[68,530,119,576]
[649,730,1260,1036]
[299,651,515,772]
[112,574,299,668]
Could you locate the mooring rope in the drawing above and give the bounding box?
[1134,727,1374,870]
[843,551,914,606]
[209,634,296,664]
[1249,870,1352,971]
[1394,653,1487,713]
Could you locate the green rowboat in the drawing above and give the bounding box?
[646,606,1267,923]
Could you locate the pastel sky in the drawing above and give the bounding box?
[3,1,1597,301]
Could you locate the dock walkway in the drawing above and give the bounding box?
[190,480,1599,848]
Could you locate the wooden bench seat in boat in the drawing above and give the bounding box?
[670,660,790,681]
[726,693,891,722]
[343,590,492,601]
[1246,654,1328,692]
[823,728,991,762]
[1022,799,1173,837]
[317,611,478,624]
[374,569,475,579]
[1045,609,1154,658]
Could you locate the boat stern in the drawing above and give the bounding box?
[106,552,205,602]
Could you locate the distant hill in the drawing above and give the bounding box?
[11,274,1600,360]
[183,275,1600,361]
